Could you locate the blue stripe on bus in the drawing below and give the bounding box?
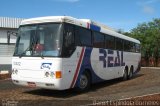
[90,24,101,32]
[74,47,104,88]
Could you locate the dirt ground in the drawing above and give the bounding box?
[0,68,160,106]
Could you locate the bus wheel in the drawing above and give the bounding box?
[122,69,128,81]
[128,67,133,79]
[76,71,91,92]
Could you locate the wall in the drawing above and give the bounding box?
[0,28,17,43]
[0,28,17,71]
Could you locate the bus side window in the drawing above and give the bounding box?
[75,26,81,46]
[105,35,115,50]
[75,26,92,47]
[135,43,140,53]
[93,31,105,48]
[124,40,130,52]
[130,42,136,52]
[63,24,75,57]
[115,38,123,51]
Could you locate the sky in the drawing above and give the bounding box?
[0,0,160,32]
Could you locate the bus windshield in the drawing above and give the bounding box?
[14,23,63,57]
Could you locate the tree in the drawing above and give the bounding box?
[129,18,160,66]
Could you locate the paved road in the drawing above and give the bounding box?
[0,68,160,106]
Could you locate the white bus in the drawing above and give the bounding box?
[12,16,141,91]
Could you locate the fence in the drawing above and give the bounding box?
[141,57,160,67]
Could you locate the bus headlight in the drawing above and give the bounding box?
[50,72,55,77]
[45,72,50,77]
[44,71,61,78]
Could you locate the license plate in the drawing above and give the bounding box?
[27,82,36,87]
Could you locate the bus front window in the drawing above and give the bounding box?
[14,23,63,57]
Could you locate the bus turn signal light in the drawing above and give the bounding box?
[56,71,62,79]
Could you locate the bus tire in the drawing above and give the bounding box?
[76,71,91,92]
[122,68,128,81]
[128,67,133,79]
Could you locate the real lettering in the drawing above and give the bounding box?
[99,49,125,68]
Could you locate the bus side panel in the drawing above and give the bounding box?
[61,47,80,89]
[90,48,124,80]
[61,47,104,89]
[74,48,141,88]
[122,52,141,75]
[61,47,141,89]
[74,47,123,88]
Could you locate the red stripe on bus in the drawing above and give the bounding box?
[70,47,85,88]
[87,23,90,29]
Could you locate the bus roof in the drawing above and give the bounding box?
[20,16,140,44]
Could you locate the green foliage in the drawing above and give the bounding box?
[127,18,160,66]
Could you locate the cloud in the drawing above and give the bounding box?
[137,0,160,5]
[144,0,160,4]
[52,0,80,3]
[136,0,159,15]
[142,5,155,14]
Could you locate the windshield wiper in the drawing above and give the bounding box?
[40,50,44,59]
[19,46,31,58]
[41,53,44,59]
